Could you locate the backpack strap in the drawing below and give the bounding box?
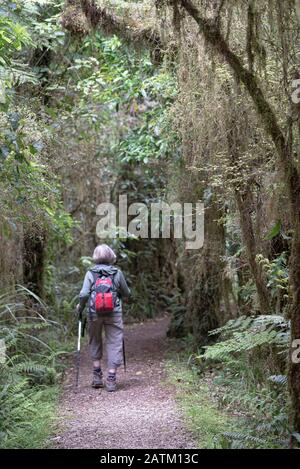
[90,270,117,292]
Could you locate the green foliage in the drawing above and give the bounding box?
[0,14,30,64]
[0,106,74,243]
[199,315,289,362]
[170,334,290,448]
[264,220,282,240]
[0,1,36,94]
[0,383,58,449]
[117,73,178,164]
[188,314,290,447]
[216,382,289,448]
[165,359,240,449]
[0,285,69,447]
[220,431,269,449]
[125,267,162,320]
[76,34,153,106]
[163,290,186,337]
[0,0,75,249]
[257,253,289,300]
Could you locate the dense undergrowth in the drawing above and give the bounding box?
[0,286,72,448]
[166,360,240,449]
[168,313,291,449]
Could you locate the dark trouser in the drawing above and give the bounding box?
[89,315,123,370]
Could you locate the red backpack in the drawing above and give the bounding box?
[91,271,115,314]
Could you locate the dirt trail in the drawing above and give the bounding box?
[52,316,197,449]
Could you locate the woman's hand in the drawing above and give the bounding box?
[76,304,82,320]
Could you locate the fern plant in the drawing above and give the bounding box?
[196,314,290,448]
[0,285,67,448]
[199,314,289,362]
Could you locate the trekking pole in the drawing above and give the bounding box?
[120,297,127,373]
[75,312,86,390]
[123,338,126,373]
[75,315,82,390]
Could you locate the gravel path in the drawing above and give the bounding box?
[52,315,197,449]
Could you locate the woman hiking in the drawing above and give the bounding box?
[77,244,131,392]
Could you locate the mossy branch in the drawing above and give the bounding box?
[176,0,288,163]
[63,0,162,61]
[176,0,300,239]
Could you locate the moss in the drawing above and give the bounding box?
[62,0,163,62]
[61,5,90,37]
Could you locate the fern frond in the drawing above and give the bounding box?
[268,375,287,385]
[14,362,55,376]
[222,431,266,444]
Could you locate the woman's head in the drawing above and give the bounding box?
[92,244,117,265]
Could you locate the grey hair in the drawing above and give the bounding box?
[92,244,117,264]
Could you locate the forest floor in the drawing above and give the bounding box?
[51,315,198,449]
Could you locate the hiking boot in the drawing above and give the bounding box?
[106,373,117,392]
[92,368,104,388]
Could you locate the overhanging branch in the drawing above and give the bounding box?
[63,0,162,61]
[176,0,288,163]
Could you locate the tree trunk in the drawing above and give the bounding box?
[235,189,270,314]
[23,231,45,297]
[185,198,225,344]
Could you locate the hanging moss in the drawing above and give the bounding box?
[61,2,89,37]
